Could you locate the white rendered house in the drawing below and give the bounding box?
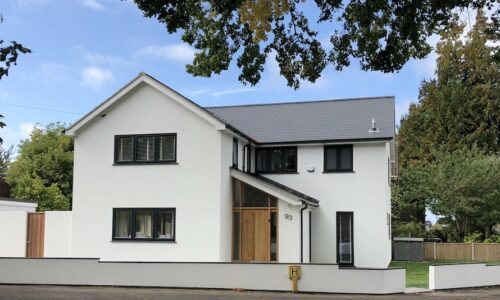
[64,73,395,268]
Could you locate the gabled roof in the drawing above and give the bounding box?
[230,168,319,207]
[65,73,231,137]
[206,97,395,144]
[67,72,395,145]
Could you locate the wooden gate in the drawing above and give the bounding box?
[26,212,45,258]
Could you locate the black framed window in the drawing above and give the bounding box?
[114,133,176,164]
[255,147,297,173]
[324,145,353,172]
[337,212,354,266]
[112,208,176,241]
[232,138,238,167]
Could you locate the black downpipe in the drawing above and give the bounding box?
[300,202,308,263]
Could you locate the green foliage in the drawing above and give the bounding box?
[131,0,497,89]
[0,144,13,176]
[427,147,500,240]
[392,222,429,239]
[484,235,500,243]
[398,10,499,166]
[464,232,483,243]
[5,123,73,211]
[0,14,31,79]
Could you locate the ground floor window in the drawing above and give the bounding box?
[232,179,278,262]
[112,208,175,241]
[337,211,353,265]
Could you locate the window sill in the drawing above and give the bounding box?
[113,162,178,166]
[256,171,299,175]
[111,239,176,243]
[323,170,355,173]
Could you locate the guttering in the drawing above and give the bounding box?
[300,202,308,263]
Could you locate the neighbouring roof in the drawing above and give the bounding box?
[231,168,319,207]
[207,97,395,144]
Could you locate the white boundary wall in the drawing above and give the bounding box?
[0,211,27,257]
[44,212,72,257]
[0,258,405,294]
[430,263,500,290]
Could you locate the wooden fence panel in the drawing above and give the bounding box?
[474,243,500,261]
[424,242,435,260]
[422,242,500,261]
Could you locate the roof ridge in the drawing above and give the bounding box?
[205,95,394,109]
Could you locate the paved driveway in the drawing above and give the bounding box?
[0,285,499,300]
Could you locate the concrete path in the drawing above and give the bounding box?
[0,285,499,300]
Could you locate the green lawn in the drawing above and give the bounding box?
[389,260,500,288]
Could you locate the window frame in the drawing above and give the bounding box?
[232,138,238,168]
[112,207,176,242]
[114,133,177,165]
[336,211,354,266]
[255,146,298,174]
[323,145,353,172]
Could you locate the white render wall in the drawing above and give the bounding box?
[264,142,392,268]
[430,263,500,290]
[0,258,406,294]
[0,211,27,257]
[44,211,72,257]
[71,83,226,261]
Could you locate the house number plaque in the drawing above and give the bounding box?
[285,213,293,220]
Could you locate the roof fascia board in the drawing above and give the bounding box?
[65,73,226,136]
[230,169,303,206]
[255,137,393,146]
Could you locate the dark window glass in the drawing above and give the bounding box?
[337,212,353,264]
[156,209,174,240]
[113,210,132,238]
[255,147,297,173]
[136,136,155,161]
[158,135,176,161]
[232,212,240,261]
[135,210,153,239]
[324,145,353,171]
[270,211,277,261]
[232,138,238,167]
[116,137,134,162]
[270,196,278,207]
[243,184,269,207]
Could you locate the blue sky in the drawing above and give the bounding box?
[0,0,439,151]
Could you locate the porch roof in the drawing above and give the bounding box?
[230,168,319,207]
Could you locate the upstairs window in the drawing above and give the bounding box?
[232,138,238,167]
[255,147,297,173]
[114,134,176,164]
[324,145,353,172]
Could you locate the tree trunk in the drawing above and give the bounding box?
[484,226,491,239]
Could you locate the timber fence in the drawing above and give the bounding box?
[423,242,500,261]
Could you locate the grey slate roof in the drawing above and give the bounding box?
[206,96,395,144]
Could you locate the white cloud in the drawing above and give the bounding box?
[0,122,36,152]
[81,66,115,89]
[82,0,105,11]
[74,45,128,65]
[210,88,256,97]
[21,62,72,85]
[134,44,195,63]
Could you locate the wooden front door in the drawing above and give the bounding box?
[241,210,270,262]
[26,212,45,258]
